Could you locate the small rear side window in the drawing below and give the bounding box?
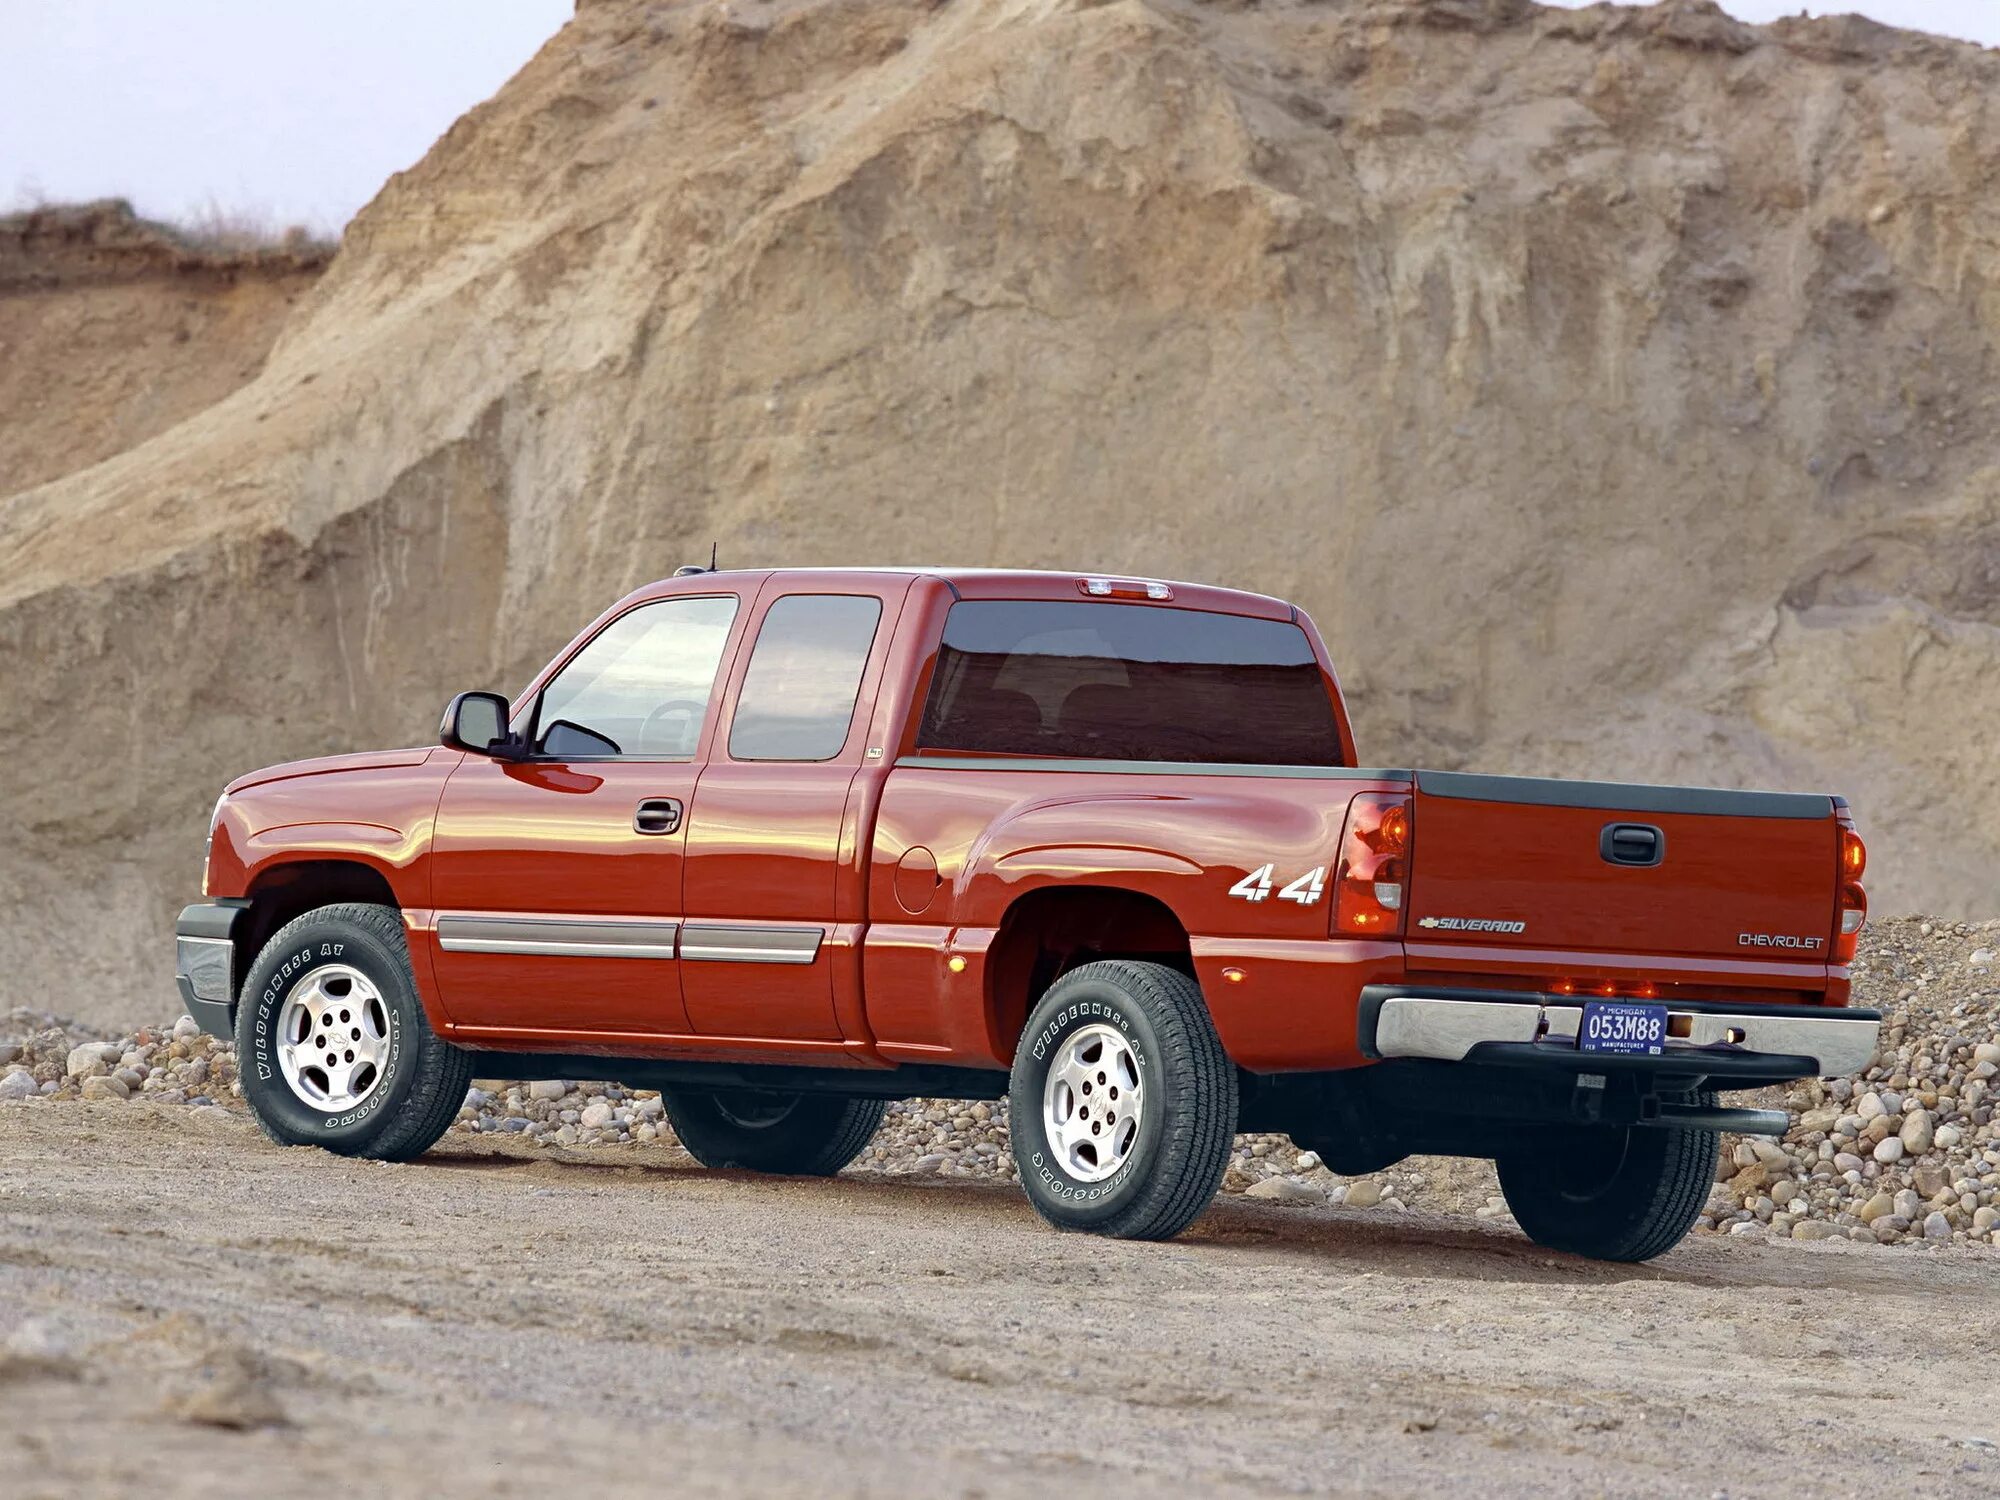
[916,600,1343,766]
[729,594,884,761]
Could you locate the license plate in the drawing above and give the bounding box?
[1577,1001,1667,1056]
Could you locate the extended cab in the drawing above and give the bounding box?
[176,568,1880,1260]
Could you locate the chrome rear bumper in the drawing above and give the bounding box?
[1366,990,1880,1079]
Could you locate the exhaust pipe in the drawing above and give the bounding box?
[1642,1102,1790,1138]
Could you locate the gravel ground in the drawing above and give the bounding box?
[4,1103,1999,1499]
[6,917,1997,1250]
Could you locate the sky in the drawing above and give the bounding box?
[1544,0,2000,40]
[1,1,572,236]
[2,1,1994,234]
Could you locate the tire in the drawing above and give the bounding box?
[661,1088,885,1176]
[1495,1090,1721,1262]
[1008,960,1237,1241]
[235,902,474,1161]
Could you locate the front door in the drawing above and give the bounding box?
[429,591,745,1041]
[679,580,909,1040]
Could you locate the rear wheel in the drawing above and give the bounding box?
[661,1088,885,1176]
[1496,1090,1719,1262]
[1009,960,1237,1241]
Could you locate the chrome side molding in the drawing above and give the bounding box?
[436,915,681,960]
[679,924,823,965]
[433,914,826,966]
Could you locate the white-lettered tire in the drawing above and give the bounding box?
[236,902,473,1160]
[661,1088,886,1176]
[1009,960,1237,1241]
[1495,1089,1721,1262]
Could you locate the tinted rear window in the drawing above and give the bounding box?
[915,601,1343,766]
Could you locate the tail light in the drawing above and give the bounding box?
[1333,792,1412,936]
[1834,808,1867,964]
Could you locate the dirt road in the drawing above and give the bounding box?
[3,1103,1996,1498]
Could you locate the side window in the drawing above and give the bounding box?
[533,595,738,759]
[729,594,883,762]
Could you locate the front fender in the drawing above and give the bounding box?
[203,752,450,903]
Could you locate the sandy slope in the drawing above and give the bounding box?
[4,0,2000,1028]
[3,1103,1997,1498]
[0,203,326,497]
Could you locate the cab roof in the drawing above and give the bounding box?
[632,566,1297,621]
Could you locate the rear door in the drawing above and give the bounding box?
[678,578,912,1040]
[1404,772,1840,964]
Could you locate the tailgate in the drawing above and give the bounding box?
[1405,772,1840,964]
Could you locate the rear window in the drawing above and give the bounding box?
[729,594,883,761]
[915,600,1343,766]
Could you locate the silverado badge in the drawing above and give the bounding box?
[1417,916,1528,934]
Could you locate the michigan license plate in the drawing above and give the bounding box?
[1577,1001,1667,1056]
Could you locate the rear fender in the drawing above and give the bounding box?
[951,791,1400,1071]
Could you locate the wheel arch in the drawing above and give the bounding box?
[233,857,406,1018]
[983,883,1197,1064]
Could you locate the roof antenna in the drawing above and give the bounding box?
[674,542,721,580]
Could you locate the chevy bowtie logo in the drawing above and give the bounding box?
[1417,915,1527,934]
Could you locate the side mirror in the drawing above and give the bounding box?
[440,691,517,757]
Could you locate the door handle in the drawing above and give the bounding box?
[634,798,683,836]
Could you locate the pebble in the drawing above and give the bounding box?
[80,1075,129,1101]
[528,1079,568,1102]
[0,1069,38,1101]
[1900,1109,1934,1153]
[1923,1211,1953,1241]
[1344,1180,1384,1209]
[1872,1137,1905,1164]
[579,1101,614,1130]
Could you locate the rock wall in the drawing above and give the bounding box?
[2,0,1997,1026]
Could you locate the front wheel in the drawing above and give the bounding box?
[661,1088,886,1175]
[236,902,474,1160]
[1008,960,1237,1241]
[1495,1091,1720,1262]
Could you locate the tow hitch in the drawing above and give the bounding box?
[1570,1074,1789,1137]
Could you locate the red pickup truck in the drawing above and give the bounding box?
[176,567,1879,1260]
